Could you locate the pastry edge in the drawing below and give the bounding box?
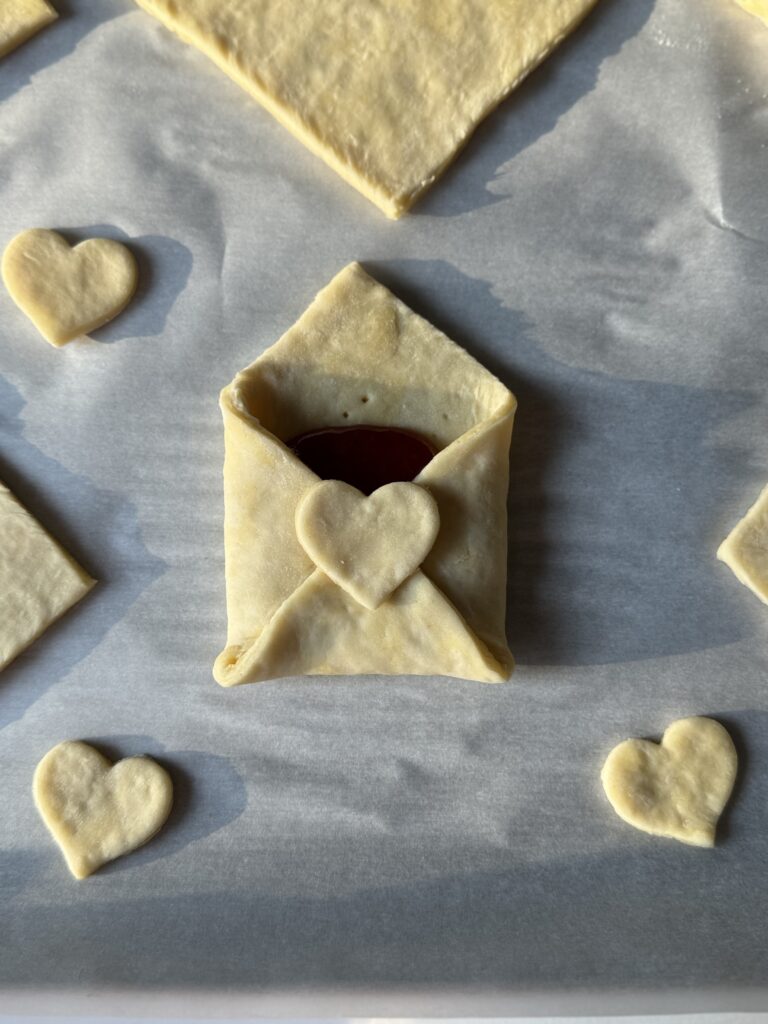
[213,570,514,687]
[717,482,768,605]
[0,0,58,60]
[131,0,602,218]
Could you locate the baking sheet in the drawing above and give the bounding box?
[2,0,768,1013]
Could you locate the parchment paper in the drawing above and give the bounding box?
[1,0,768,1014]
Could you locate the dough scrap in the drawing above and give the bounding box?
[2,229,138,347]
[718,483,768,605]
[296,480,440,610]
[601,717,737,848]
[33,741,173,879]
[132,0,600,218]
[0,480,95,673]
[0,0,57,59]
[734,0,768,26]
[214,262,516,685]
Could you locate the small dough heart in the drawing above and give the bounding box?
[296,480,440,610]
[601,717,737,848]
[2,228,137,346]
[33,740,173,878]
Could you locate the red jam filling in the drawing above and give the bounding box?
[289,425,435,495]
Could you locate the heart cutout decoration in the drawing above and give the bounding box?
[601,717,737,847]
[2,228,137,346]
[34,741,173,878]
[296,480,440,609]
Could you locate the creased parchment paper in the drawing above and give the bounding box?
[1,0,767,1014]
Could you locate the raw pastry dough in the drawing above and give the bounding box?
[214,262,516,685]
[34,741,173,879]
[601,717,737,848]
[132,0,600,218]
[296,480,440,610]
[718,483,768,605]
[0,0,57,59]
[2,229,138,347]
[0,480,94,672]
[734,0,768,26]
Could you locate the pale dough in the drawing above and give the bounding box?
[296,480,440,610]
[2,229,138,347]
[0,480,94,672]
[718,483,768,605]
[0,0,57,59]
[34,741,173,879]
[734,0,768,26]
[601,717,737,848]
[214,262,516,685]
[132,0,600,218]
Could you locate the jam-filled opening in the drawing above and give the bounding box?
[289,425,436,495]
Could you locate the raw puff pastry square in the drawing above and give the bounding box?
[0,481,94,671]
[132,0,600,218]
[214,263,516,686]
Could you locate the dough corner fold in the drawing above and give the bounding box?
[0,0,58,60]
[131,0,601,217]
[213,262,516,686]
[734,0,768,27]
[0,480,95,672]
[717,482,768,606]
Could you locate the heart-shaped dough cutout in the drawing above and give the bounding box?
[601,717,737,847]
[2,229,138,346]
[33,741,173,878]
[296,480,440,609]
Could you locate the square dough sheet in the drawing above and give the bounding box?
[0,481,94,671]
[131,0,600,218]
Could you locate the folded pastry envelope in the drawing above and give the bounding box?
[132,0,600,218]
[214,263,516,686]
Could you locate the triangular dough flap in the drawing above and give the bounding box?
[229,263,513,455]
[214,569,510,685]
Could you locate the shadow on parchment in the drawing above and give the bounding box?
[0,1,121,105]
[69,735,248,873]
[364,259,755,668]
[0,377,167,727]
[3,715,767,992]
[418,0,656,219]
[44,224,193,345]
